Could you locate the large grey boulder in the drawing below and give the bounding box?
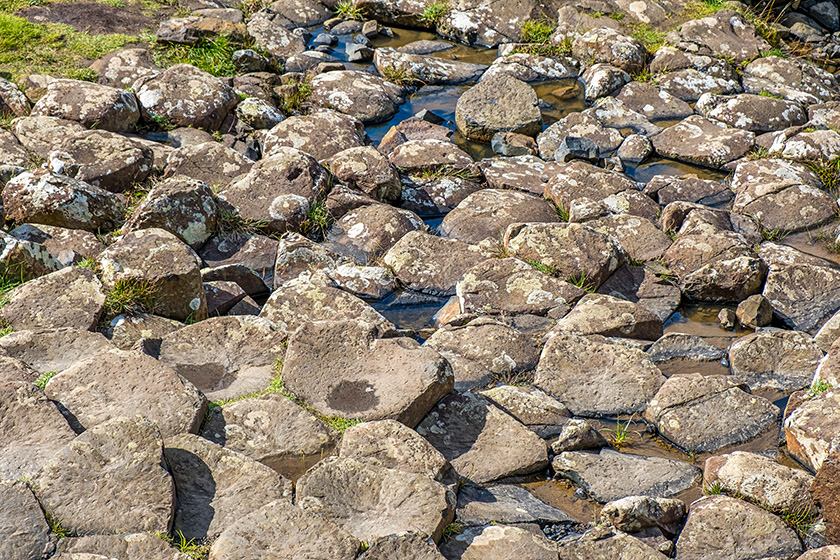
[31,416,174,536]
[309,70,405,124]
[163,141,253,187]
[572,27,647,73]
[31,79,140,132]
[456,483,573,527]
[455,74,541,142]
[0,480,52,560]
[441,524,558,560]
[324,146,401,203]
[282,320,453,426]
[558,528,670,559]
[696,92,807,133]
[246,11,307,59]
[728,330,823,392]
[553,293,663,341]
[651,116,754,169]
[784,387,840,471]
[262,110,366,161]
[54,130,154,192]
[326,203,424,263]
[374,47,487,85]
[665,10,771,64]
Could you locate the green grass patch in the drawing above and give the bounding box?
[806,157,840,197]
[525,259,559,276]
[521,18,556,43]
[379,64,422,87]
[103,278,156,316]
[761,228,790,241]
[157,531,210,560]
[568,271,595,292]
[34,370,58,390]
[150,35,237,77]
[683,0,727,19]
[334,0,363,20]
[44,511,72,538]
[807,379,830,398]
[601,415,636,449]
[214,208,268,237]
[0,14,136,82]
[758,90,783,99]
[276,78,312,114]
[299,198,331,240]
[628,22,666,53]
[415,165,481,182]
[419,1,449,25]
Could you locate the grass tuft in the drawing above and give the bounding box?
[299,198,331,239]
[442,521,464,542]
[525,258,559,276]
[276,79,312,114]
[761,228,790,241]
[419,1,449,25]
[157,531,210,560]
[806,157,840,197]
[568,271,595,292]
[746,145,770,160]
[150,35,237,77]
[415,165,481,182]
[758,90,783,99]
[628,22,666,53]
[103,278,156,316]
[44,511,72,538]
[521,18,556,43]
[602,415,636,449]
[34,370,58,390]
[334,0,363,20]
[214,208,267,237]
[807,379,830,398]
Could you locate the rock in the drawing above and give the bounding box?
[3,169,124,232]
[770,129,840,162]
[572,27,647,73]
[11,115,84,158]
[644,174,731,207]
[553,293,663,340]
[440,189,558,245]
[666,10,771,64]
[731,158,836,233]
[696,93,807,133]
[45,350,206,436]
[31,79,139,132]
[245,12,306,59]
[618,134,653,164]
[383,231,489,296]
[124,177,217,249]
[456,257,584,316]
[538,110,624,159]
[558,528,670,559]
[455,74,541,142]
[616,81,694,122]
[459,484,573,527]
[812,452,840,546]
[596,264,681,322]
[481,52,576,83]
[729,330,823,391]
[552,449,702,503]
[543,160,638,211]
[0,266,105,331]
[32,416,174,536]
[389,138,473,173]
[359,533,445,560]
[262,110,366,160]
[0,363,76,479]
[0,328,115,374]
[651,116,754,169]
[441,524,558,559]
[719,307,737,329]
[481,385,571,438]
[645,374,781,453]
[135,64,237,130]
[309,71,402,124]
[704,451,813,511]
[646,333,726,363]
[491,131,539,157]
[209,500,359,560]
[339,419,448,480]
[536,333,666,417]
[735,294,773,328]
[373,47,487,85]
[98,228,207,322]
[296,456,453,542]
[675,495,801,560]
[798,546,840,560]
[57,533,191,560]
[235,96,284,129]
[581,63,631,101]
[550,418,609,453]
[0,77,30,117]
[326,203,424,263]
[657,68,742,103]
[553,136,600,163]
[163,141,253,187]
[600,495,686,535]
[0,480,52,560]
[221,146,328,234]
[0,129,29,168]
[105,312,183,350]
[416,391,548,483]
[784,388,840,471]
[377,116,453,156]
[588,214,672,263]
[504,222,625,290]
[759,243,840,333]
[89,48,159,89]
[742,55,839,105]
[282,320,452,426]
[53,130,154,192]
[324,146,401,203]
[165,433,292,540]
[425,317,540,390]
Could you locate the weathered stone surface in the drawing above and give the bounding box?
[581,63,631,101]
[158,315,287,402]
[3,169,125,232]
[0,76,29,116]
[481,384,571,438]
[729,330,823,392]
[455,74,541,142]
[441,524,558,560]
[124,177,217,248]
[283,320,452,426]
[135,64,237,130]
[645,374,780,453]
[505,222,625,290]
[32,416,174,536]
[480,52,576,83]
[54,130,154,192]
[296,456,453,542]
[798,547,840,560]
[704,451,813,511]
[325,146,401,203]
[550,418,609,453]
[696,92,807,133]
[553,449,702,503]
[374,47,487,85]
[597,265,681,322]
[0,266,104,331]
[326,203,424,263]
[736,294,773,329]
[57,533,191,560]
[651,116,754,169]
[0,480,52,560]
[745,55,839,105]
[246,12,307,59]
[812,452,840,546]
[456,257,584,316]
[600,495,685,536]
[770,129,840,161]
[588,214,672,263]
[665,10,770,64]
[658,68,743,102]
[572,27,646,73]
[785,388,840,471]
[11,116,84,158]
[359,533,445,560]
[45,350,206,436]
[558,528,670,560]
[31,79,139,132]
[339,419,448,480]
[262,110,366,161]
[476,154,560,196]
[309,70,405,124]
[538,110,624,158]
[646,333,726,363]
[425,317,540,390]
[209,500,359,560]
[104,312,182,349]
[643,174,731,207]
[384,231,489,296]
[760,243,840,333]
[165,433,292,540]
[389,138,474,173]
[417,391,548,483]
[0,328,115,373]
[616,81,694,121]
[202,392,334,479]
[440,189,558,245]
[90,47,158,89]
[543,160,637,211]
[675,495,801,560]
[536,333,666,417]
[98,228,207,322]
[553,293,663,341]
[163,141,253,187]
[456,484,573,527]
[378,116,453,156]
